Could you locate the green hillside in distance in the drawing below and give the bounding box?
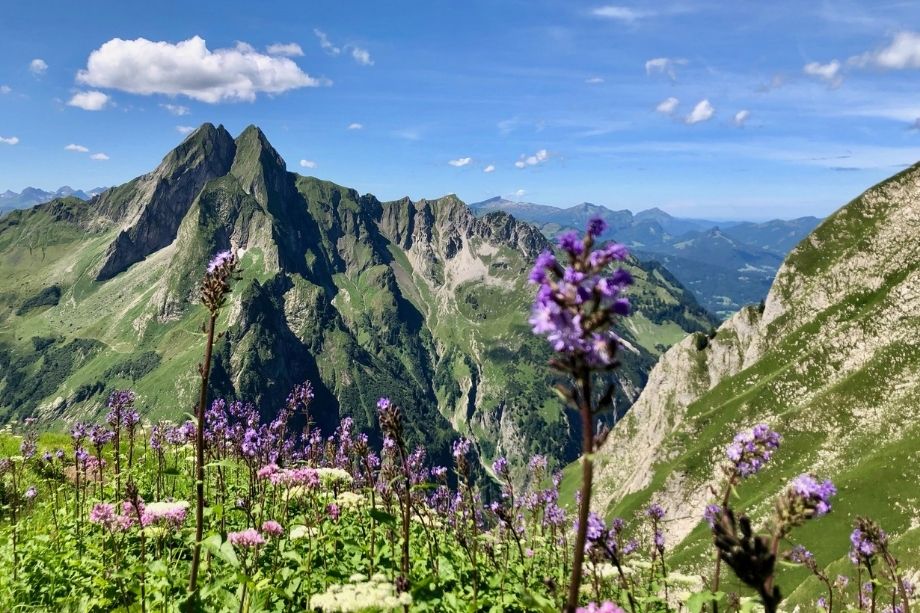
[0,123,716,477]
[584,160,920,606]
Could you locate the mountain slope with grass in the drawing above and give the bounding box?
[587,161,920,605]
[0,123,715,475]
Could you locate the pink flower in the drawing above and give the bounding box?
[261,520,283,537]
[89,503,115,527]
[257,463,279,480]
[229,528,265,548]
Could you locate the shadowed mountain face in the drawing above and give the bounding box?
[0,123,716,476]
[587,161,920,606]
[470,197,821,318]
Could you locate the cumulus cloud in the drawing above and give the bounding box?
[585,76,604,84]
[591,5,653,22]
[68,90,111,111]
[76,36,325,103]
[0,136,19,145]
[645,57,686,80]
[685,99,714,124]
[483,164,495,173]
[448,157,472,167]
[299,159,317,169]
[161,103,190,116]
[90,152,109,160]
[347,122,363,130]
[177,125,195,134]
[656,96,679,114]
[314,29,341,55]
[515,149,550,168]
[0,85,10,94]
[65,143,89,152]
[351,47,374,66]
[266,43,304,57]
[513,189,526,198]
[850,31,920,69]
[804,60,843,86]
[733,110,750,126]
[29,58,47,75]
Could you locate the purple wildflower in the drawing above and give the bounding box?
[492,456,509,477]
[726,423,781,477]
[645,503,665,520]
[261,520,283,537]
[24,486,37,500]
[89,503,116,527]
[789,473,836,517]
[587,216,607,238]
[207,250,234,274]
[704,504,722,528]
[228,528,265,548]
[577,602,626,613]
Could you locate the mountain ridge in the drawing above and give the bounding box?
[0,123,716,478]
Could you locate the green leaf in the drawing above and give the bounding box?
[369,508,397,525]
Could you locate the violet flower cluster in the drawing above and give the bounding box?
[529,217,632,367]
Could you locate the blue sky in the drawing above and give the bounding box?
[1,0,919,219]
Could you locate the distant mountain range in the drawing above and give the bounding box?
[469,197,821,318]
[0,186,107,213]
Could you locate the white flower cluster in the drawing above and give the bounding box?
[308,573,412,612]
[316,467,353,487]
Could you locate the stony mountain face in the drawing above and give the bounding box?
[589,162,920,604]
[0,123,715,476]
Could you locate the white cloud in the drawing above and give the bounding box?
[0,85,10,94]
[161,103,190,116]
[645,57,686,80]
[65,143,89,152]
[90,152,109,160]
[68,90,111,111]
[351,47,374,66]
[656,96,679,114]
[591,5,653,22]
[176,125,195,134]
[266,43,304,57]
[299,159,317,169]
[0,136,19,145]
[29,58,48,75]
[76,36,325,103]
[448,157,472,167]
[347,122,363,130]
[483,164,495,173]
[515,148,550,168]
[585,76,604,84]
[734,109,750,126]
[513,189,526,197]
[803,60,843,86]
[685,99,714,124]
[314,29,341,55]
[849,31,920,70]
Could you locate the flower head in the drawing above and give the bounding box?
[229,528,265,548]
[726,424,781,478]
[261,520,283,537]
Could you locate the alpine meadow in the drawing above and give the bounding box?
[2,2,920,612]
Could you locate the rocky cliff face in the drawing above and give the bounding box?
[0,123,716,477]
[590,161,920,601]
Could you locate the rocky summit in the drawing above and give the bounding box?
[0,123,715,475]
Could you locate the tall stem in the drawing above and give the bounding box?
[188,312,217,594]
[566,372,593,612]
